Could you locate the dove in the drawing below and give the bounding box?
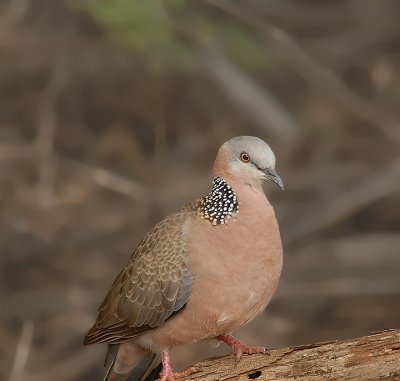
[84,136,284,381]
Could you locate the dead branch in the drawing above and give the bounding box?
[208,0,400,130]
[0,141,144,201]
[8,321,34,381]
[35,58,70,205]
[284,159,400,246]
[202,49,299,141]
[60,157,144,200]
[184,329,400,381]
[164,7,299,142]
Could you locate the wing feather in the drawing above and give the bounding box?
[84,206,196,345]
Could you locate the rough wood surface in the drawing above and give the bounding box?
[182,329,400,381]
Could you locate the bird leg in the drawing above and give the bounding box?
[160,350,196,381]
[217,334,269,362]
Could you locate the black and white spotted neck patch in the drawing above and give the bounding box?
[198,177,238,225]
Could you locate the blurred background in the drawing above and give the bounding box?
[1,0,399,380]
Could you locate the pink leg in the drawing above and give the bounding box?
[160,350,196,381]
[217,334,269,362]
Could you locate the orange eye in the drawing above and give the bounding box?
[240,152,250,163]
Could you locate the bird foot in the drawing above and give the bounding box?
[160,367,196,381]
[160,350,197,380]
[217,334,270,362]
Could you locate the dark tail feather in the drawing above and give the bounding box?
[140,362,162,381]
[103,345,159,381]
[105,345,119,367]
[103,345,118,381]
[126,354,158,381]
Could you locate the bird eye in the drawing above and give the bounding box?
[240,152,250,163]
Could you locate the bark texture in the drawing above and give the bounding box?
[182,329,400,381]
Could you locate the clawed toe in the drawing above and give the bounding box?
[217,334,270,364]
[233,346,269,363]
[244,345,270,355]
[160,350,197,381]
[160,366,197,380]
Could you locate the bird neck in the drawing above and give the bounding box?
[197,177,239,225]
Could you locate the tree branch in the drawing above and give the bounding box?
[8,321,34,381]
[35,58,69,205]
[202,49,299,141]
[184,329,400,381]
[284,159,400,247]
[208,0,400,130]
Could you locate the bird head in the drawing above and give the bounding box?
[213,136,284,190]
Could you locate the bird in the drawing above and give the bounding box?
[84,136,284,381]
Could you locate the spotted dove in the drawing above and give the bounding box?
[84,136,284,381]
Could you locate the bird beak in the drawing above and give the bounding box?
[263,168,284,190]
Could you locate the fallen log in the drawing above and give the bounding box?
[183,329,400,381]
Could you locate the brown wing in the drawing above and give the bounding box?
[84,206,196,345]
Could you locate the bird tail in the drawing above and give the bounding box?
[103,344,160,381]
[141,362,162,381]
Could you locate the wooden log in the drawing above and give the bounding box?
[184,329,400,381]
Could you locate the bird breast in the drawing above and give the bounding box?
[186,188,283,335]
[139,188,283,351]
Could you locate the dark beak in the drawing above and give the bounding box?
[263,168,284,190]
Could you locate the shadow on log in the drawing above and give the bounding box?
[180,329,400,381]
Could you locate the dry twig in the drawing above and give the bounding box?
[8,321,34,381]
[0,142,144,201]
[60,157,144,199]
[285,159,400,246]
[35,59,70,205]
[208,0,400,130]
[202,49,299,140]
